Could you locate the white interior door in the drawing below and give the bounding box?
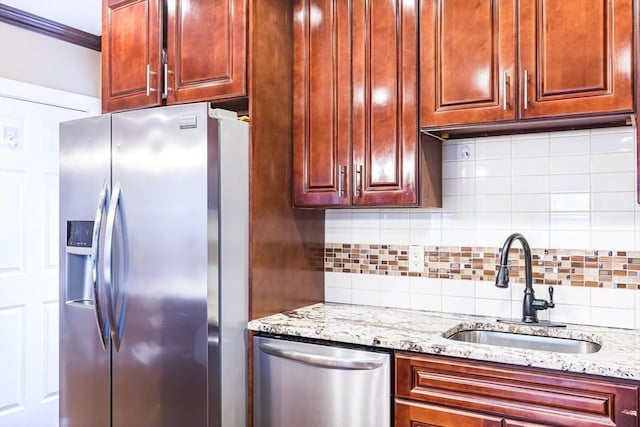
[0,79,98,427]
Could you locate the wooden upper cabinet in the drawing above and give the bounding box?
[292,0,352,207]
[351,0,419,206]
[166,0,247,104]
[293,0,438,208]
[421,0,517,127]
[420,0,634,131]
[518,0,633,118]
[101,0,247,113]
[102,0,162,112]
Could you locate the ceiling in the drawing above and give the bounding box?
[2,0,102,35]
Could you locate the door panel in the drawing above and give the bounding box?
[111,104,208,427]
[352,0,418,205]
[421,0,517,127]
[395,399,503,427]
[519,0,633,118]
[166,0,247,103]
[292,0,352,206]
[102,0,162,112]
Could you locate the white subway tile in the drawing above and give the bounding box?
[549,132,589,155]
[351,227,380,244]
[475,176,511,195]
[549,230,590,249]
[380,274,411,293]
[443,142,475,161]
[410,293,442,312]
[352,289,381,306]
[352,273,380,291]
[442,279,476,297]
[590,172,635,192]
[591,128,635,153]
[442,195,476,213]
[380,228,411,245]
[550,193,590,212]
[410,210,442,229]
[410,229,442,246]
[635,291,640,330]
[476,139,511,160]
[592,192,636,212]
[512,175,549,194]
[590,231,634,251]
[550,285,590,306]
[475,298,512,318]
[511,157,549,176]
[325,287,352,304]
[591,288,635,309]
[476,213,512,230]
[512,134,550,157]
[351,209,380,227]
[380,291,411,309]
[410,277,442,295]
[443,160,475,179]
[441,212,475,230]
[512,194,549,212]
[512,212,549,230]
[442,296,476,315]
[591,152,636,173]
[325,209,352,228]
[550,212,590,230]
[326,227,352,244]
[380,209,411,228]
[476,281,511,300]
[476,158,512,177]
[549,154,590,174]
[324,272,352,289]
[476,229,514,247]
[549,303,591,326]
[591,211,635,231]
[590,307,634,328]
[511,230,549,248]
[476,194,512,212]
[443,177,476,196]
[441,229,476,246]
[549,174,590,193]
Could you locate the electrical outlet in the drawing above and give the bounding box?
[408,245,424,273]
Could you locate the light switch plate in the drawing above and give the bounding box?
[409,245,424,273]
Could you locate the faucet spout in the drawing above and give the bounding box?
[495,233,553,323]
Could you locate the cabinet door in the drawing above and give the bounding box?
[518,0,633,118]
[102,0,162,112]
[292,0,352,207]
[420,0,517,127]
[166,0,247,104]
[352,0,419,206]
[395,399,504,427]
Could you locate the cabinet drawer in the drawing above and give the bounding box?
[396,353,639,426]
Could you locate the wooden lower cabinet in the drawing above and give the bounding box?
[395,353,640,427]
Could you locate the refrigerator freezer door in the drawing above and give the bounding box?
[59,114,111,427]
[110,104,209,427]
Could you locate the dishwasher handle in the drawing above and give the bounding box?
[259,343,385,370]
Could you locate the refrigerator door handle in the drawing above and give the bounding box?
[104,183,122,351]
[91,182,109,350]
[258,343,385,370]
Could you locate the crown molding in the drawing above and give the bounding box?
[0,4,101,51]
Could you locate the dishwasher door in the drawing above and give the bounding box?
[253,336,391,427]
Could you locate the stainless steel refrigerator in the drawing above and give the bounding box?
[59,103,248,427]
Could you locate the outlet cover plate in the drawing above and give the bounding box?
[409,245,424,273]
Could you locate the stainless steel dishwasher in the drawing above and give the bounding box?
[253,335,391,427]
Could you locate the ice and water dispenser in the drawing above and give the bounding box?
[65,220,96,306]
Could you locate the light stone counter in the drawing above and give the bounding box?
[248,302,640,381]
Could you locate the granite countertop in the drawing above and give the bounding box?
[248,302,640,381]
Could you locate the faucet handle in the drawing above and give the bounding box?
[548,286,555,308]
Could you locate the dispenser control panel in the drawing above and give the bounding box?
[66,220,94,248]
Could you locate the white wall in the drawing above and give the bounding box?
[325,126,640,329]
[0,22,100,98]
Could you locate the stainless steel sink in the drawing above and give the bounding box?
[446,330,601,354]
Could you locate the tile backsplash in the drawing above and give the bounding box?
[324,126,640,329]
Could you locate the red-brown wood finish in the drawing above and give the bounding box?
[292,0,352,206]
[519,0,634,118]
[352,0,419,205]
[396,399,508,427]
[102,0,162,112]
[396,353,640,427]
[421,0,517,127]
[166,0,247,104]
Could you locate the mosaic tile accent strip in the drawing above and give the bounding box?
[324,244,640,290]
